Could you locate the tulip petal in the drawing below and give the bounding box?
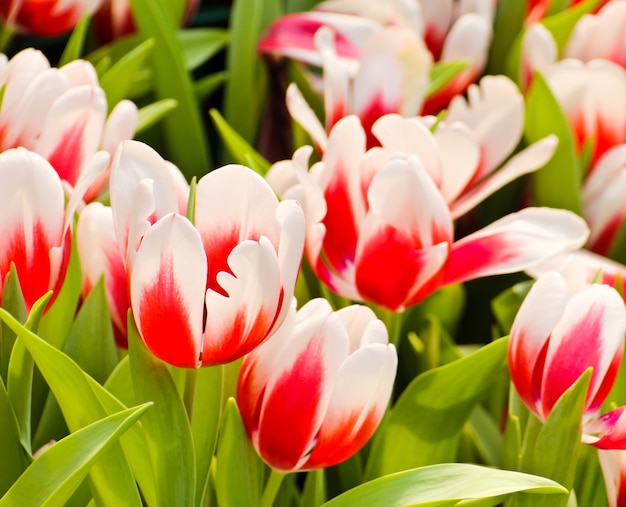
[444,207,589,286]
[202,237,282,366]
[286,83,328,151]
[508,272,569,417]
[0,148,64,309]
[598,448,626,507]
[305,339,397,469]
[450,135,558,219]
[585,407,626,450]
[541,284,626,416]
[256,299,348,471]
[131,214,206,368]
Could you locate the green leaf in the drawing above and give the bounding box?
[63,277,118,384]
[223,0,281,146]
[525,72,582,215]
[323,464,567,507]
[514,370,590,507]
[136,98,178,133]
[59,14,92,66]
[192,366,224,507]
[465,406,503,468]
[99,38,156,110]
[0,265,26,385]
[179,28,228,71]
[365,338,508,479]
[129,0,211,179]
[0,305,144,506]
[541,0,601,55]
[194,71,227,102]
[215,398,264,507]
[127,317,196,506]
[491,280,533,335]
[300,470,326,507]
[487,0,527,75]
[426,60,470,98]
[0,404,151,507]
[0,377,31,497]
[210,108,271,174]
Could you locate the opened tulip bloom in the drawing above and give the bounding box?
[508,271,626,448]
[129,164,305,368]
[237,298,397,471]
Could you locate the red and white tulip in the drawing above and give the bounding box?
[0,49,137,200]
[0,0,102,36]
[508,271,626,437]
[129,164,305,367]
[268,112,587,311]
[237,298,397,471]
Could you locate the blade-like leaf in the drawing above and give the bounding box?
[542,0,601,55]
[426,60,470,99]
[0,305,143,506]
[0,404,151,507]
[179,28,228,71]
[127,316,196,506]
[59,14,92,66]
[1,265,26,384]
[323,464,567,507]
[365,338,508,479]
[136,99,178,134]
[525,72,582,214]
[129,0,211,179]
[215,398,263,507]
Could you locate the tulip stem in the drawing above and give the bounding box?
[378,308,403,348]
[0,23,14,53]
[260,469,286,507]
[183,368,199,421]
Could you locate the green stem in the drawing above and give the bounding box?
[183,368,199,422]
[0,22,14,53]
[377,308,404,348]
[260,469,286,507]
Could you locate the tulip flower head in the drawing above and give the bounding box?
[237,298,398,471]
[508,271,626,435]
[128,163,305,368]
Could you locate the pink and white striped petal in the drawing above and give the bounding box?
[443,207,589,287]
[0,148,65,309]
[36,86,107,187]
[58,59,99,87]
[585,407,626,450]
[305,340,397,469]
[450,135,558,219]
[202,237,282,366]
[541,284,626,416]
[286,83,329,151]
[521,23,557,91]
[598,449,626,507]
[445,75,524,179]
[131,214,206,368]
[255,298,348,471]
[100,100,138,155]
[508,272,571,417]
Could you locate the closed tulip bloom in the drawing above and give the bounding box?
[130,164,305,368]
[0,0,102,36]
[508,271,626,422]
[237,298,397,471]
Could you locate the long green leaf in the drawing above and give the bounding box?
[525,72,582,214]
[129,0,211,179]
[0,404,151,507]
[59,14,92,66]
[215,398,264,507]
[365,338,508,479]
[179,28,228,71]
[0,306,143,506]
[541,0,601,55]
[127,317,196,506]
[136,99,178,134]
[323,464,567,507]
[0,377,31,497]
[0,265,26,384]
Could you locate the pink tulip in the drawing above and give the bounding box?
[237,298,397,471]
[0,49,137,200]
[508,271,626,423]
[129,164,305,368]
[268,113,588,311]
[0,0,102,36]
[599,449,626,507]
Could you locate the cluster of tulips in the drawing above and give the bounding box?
[2,0,626,506]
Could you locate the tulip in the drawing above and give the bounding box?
[77,140,188,346]
[129,164,305,368]
[237,298,397,471]
[508,271,626,423]
[0,48,137,200]
[0,0,102,36]
[599,449,626,507]
[268,113,588,312]
[0,147,106,310]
